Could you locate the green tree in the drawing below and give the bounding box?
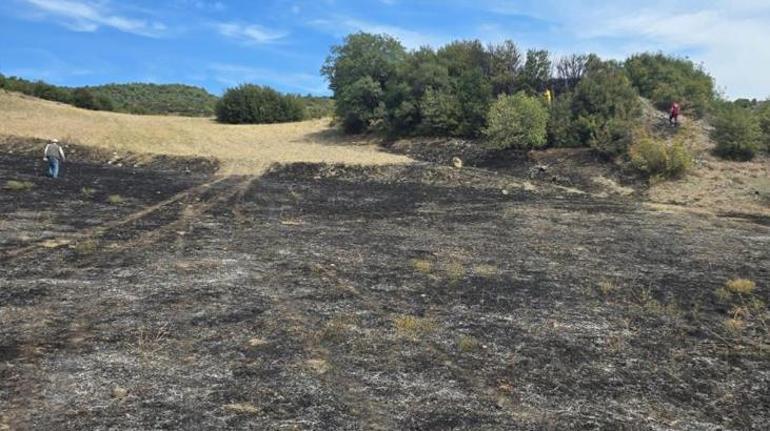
[437,40,490,77]
[487,40,522,96]
[624,53,715,117]
[484,93,548,150]
[454,69,493,137]
[417,88,461,136]
[569,60,642,157]
[519,49,551,94]
[335,76,386,132]
[322,32,406,132]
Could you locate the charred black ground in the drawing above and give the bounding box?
[1,141,768,430]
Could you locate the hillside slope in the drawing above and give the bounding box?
[639,100,769,218]
[0,91,409,174]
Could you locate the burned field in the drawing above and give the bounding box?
[1,149,769,430]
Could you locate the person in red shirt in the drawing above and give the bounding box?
[669,102,681,126]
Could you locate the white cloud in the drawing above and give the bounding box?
[215,22,287,44]
[19,0,167,37]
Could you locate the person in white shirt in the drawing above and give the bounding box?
[43,139,66,178]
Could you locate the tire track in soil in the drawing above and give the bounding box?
[0,176,256,430]
[0,175,231,261]
[98,176,256,253]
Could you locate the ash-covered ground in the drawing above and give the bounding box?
[1,145,768,430]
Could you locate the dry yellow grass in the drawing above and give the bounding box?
[725,278,757,295]
[0,91,411,174]
[644,119,770,217]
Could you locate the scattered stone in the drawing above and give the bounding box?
[112,387,128,399]
[451,157,464,169]
[247,337,268,347]
[223,403,260,415]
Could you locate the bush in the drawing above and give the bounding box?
[484,93,548,150]
[72,88,114,111]
[625,53,715,117]
[215,84,304,124]
[547,92,581,148]
[417,88,461,136]
[711,106,760,161]
[629,138,692,179]
[567,60,642,157]
[335,76,385,133]
[322,33,406,133]
[454,69,493,137]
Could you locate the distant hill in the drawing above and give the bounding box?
[85,83,219,116]
[0,73,332,119]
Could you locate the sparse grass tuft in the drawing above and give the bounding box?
[723,318,746,334]
[81,186,96,199]
[598,279,617,296]
[457,335,480,353]
[473,264,498,278]
[73,239,98,254]
[394,315,436,339]
[107,194,125,205]
[4,180,34,192]
[223,403,260,415]
[319,315,358,343]
[412,258,433,274]
[444,261,465,283]
[725,278,756,295]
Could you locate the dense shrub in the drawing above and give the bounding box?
[484,93,548,150]
[322,33,406,133]
[624,53,715,117]
[215,84,304,124]
[559,60,642,157]
[417,88,461,136]
[629,138,692,178]
[711,106,761,161]
[72,88,113,111]
[547,92,581,148]
[322,34,548,138]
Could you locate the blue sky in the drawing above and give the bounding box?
[1,0,769,98]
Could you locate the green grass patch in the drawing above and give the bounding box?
[4,180,34,192]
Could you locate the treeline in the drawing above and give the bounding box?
[0,74,218,116]
[85,83,219,116]
[322,33,723,160]
[0,72,334,121]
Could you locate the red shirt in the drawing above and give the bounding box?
[671,103,680,116]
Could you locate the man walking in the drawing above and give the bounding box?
[43,139,66,178]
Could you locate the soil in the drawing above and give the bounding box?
[1,138,769,430]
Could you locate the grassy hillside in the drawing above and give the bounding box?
[86,83,219,116]
[0,90,408,174]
